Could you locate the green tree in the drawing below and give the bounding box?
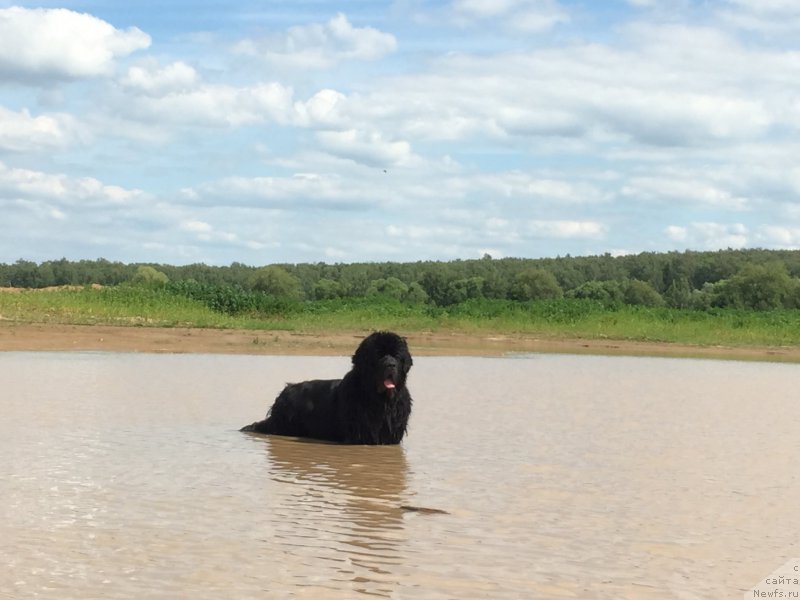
[716,263,792,310]
[567,280,623,305]
[313,278,344,300]
[443,276,485,305]
[339,265,371,297]
[131,265,169,286]
[9,259,41,288]
[47,258,77,286]
[510,268,563,301]
[664,277,692,309]
[786,278,800,309]
[367,277,408,301]
[249,266,304,301]
[623,279,664,307]
[403,281,429,304]
[419,270,449,305]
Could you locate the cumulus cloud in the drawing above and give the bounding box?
[294,89,348,127]
[621,174,750,210]
[0,161,260,262]
[120,60,199,96]
[0,107,85,152]
[180,173,386,210]
[234,13,396,69]
[754,225,800,248]
[316,129,416,167]
[719,0,800,33]
[315,25,782,153]
[471,172,607,204]
[0,7,150,83]
[448,0,569,32]
[0,161,145,209]
[665,225,688,243]
[527,220,606,239]
[3,3,800,264]
[664,222,749,250]
[0,161,162,260]
[181,220,213,234]
[115,60,295,128]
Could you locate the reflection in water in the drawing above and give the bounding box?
[253,435,409,597]
[3,352,800,598]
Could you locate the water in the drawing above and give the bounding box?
[2,351,800,599]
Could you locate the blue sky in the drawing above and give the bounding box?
[2,0,800,265]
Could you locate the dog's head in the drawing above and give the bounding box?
[352,331,413,397]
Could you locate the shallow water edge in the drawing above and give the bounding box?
[2,322,799,362]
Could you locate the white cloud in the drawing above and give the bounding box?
[452,0,520,18]
[386,223,465,240]
[0,161,165,261]
[0,107,84,152]
[181,220,213,233]
[0,161,145,208]
[448,0,569,32]
[665,222,749,250]
[319,28,781,151]
[120,60,198,96]
[0,7,150,82]
[119,78,296,128]
[294,89,347,127]
[181,173,387,210]
[234,12,396,69]
[3,4,800,265]
[621,175,750,210]
[472,172,606,204]
[316,129,416,167]
[665,225,688,243]
[756,225,800,248]
[527,220,606,239]
[719,0,800,33]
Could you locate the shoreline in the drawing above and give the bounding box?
[2,322,799,362]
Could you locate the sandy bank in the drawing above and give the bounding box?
[2,322,799,362]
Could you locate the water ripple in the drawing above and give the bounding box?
[3,353,800,597]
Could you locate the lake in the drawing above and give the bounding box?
[2,351,799,598]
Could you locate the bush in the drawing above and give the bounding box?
[510,268,563,301]
[313,278,344,300]
[403,282,429,304]
[623,280,664,307]
[367,277,408,301]
[249,266,303,301]
[664,277,692,309]
[131,265,168,286]
[714,263,792,310]
[567,280,623,306]
[444,277,485,305]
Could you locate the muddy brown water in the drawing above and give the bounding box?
[2,352,800,598]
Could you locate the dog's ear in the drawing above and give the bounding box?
[352,332,378,367]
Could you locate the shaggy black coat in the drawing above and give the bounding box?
[240,331,413,445]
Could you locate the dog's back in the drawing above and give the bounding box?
[240,379,343,440]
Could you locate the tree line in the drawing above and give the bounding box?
[3,248,800,311]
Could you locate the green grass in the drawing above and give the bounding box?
[2,286,800,348]
[0,286,236,328]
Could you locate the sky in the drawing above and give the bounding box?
[2,0,800,266]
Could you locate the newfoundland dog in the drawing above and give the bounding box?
[240,331,413,445]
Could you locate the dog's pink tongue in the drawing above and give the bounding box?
[384,379,396,390]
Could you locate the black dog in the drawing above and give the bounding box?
[241,331,413,444]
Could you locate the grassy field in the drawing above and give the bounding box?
[2,285,800,348]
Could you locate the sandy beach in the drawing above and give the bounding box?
[1,322,799,362]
